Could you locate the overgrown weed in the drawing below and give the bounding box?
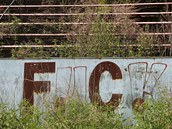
[0,90,172,129]
[133,90,172,129]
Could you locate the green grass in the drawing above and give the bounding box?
[0,93,171,129]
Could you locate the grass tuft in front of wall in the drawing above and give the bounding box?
[133,90,172,129]
[0,99,123,129]
[0,91,172,129]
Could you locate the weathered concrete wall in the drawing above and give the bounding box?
[0,58,171,110]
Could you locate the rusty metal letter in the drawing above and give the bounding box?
[23,62,55,105]
[89,61,122,107]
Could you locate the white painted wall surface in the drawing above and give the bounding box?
[0,58,171,110]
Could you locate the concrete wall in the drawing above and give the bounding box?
[0,58,171,110]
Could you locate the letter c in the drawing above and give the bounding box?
[89,61,123,107]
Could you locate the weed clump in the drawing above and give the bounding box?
[0,92,171,129]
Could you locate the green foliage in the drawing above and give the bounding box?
[0,102,43,129]
[133,92,172,129]
[61,5,144,58]
[0,92,172,129]
[11,38,51,59]
[0,99,123,129]
[44,100,123,129]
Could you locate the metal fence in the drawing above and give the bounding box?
[0,2,172,49]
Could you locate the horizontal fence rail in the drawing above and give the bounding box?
[1,43,172,49]
[1,33,172,36]
[1,21,172,25]
[0,2,172,7]
[1,12,172,16]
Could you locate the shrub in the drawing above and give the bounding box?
[133,91,172,129]
[0,91,171,129]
